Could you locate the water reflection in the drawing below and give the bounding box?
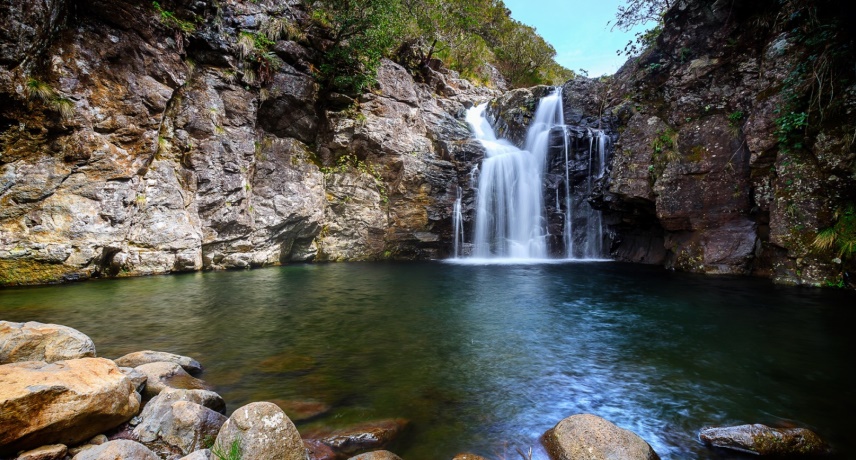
[1,262,854,459]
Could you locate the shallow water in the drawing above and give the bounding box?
[2,262,854,459]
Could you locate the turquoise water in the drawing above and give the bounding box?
[1,262,854,459]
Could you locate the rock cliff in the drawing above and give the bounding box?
[0,0,494,285]
[599,0,856,286]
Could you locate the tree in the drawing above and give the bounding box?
[309,0,404,94]
[611,0,671,56]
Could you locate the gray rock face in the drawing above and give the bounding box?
[0,358,140,456]
[0,321,96,364]
[214,402,305,460]
[0,0,498,286]
[114,350,203,376]
[596,0,856,285]
[699,424,830,456]
[71,440,158,460]
[133,390,227,456]
[542,414,659,460]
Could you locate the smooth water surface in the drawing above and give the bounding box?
[2,262,854,459]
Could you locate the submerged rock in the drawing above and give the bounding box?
[0,321,96,364]
[0,358,140,456]
[214,402,305,460]
[305,418,410,457]
[699,424,831,456]
[271,399,331,422]
[542,414,659,460]
[347,450,403,460]
[114,350,204,376]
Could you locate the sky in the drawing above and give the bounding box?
[502,0,656,77]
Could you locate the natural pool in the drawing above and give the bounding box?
[1,261,854,459]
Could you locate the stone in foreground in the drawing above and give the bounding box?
[0,358,140,456]
[0,321,96,364]
[699,424,830,456]
[542,414,660,460]
[214,402,305,460]
[71,440,158,460]
[135,361,212,398]
[14,444,67,460]
[347,450,404,460]
[133,389,227,456]
[115,350,204,376]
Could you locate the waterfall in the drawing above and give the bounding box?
[452,187,464,258]
[459,88,607,261]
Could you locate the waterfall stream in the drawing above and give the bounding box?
[459,88,607,261]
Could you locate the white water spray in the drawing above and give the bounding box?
[459,88,607,261]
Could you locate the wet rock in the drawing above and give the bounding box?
[305,439,338,460]
[452,454,489,460]
[14,444,67,460]
[214,402,305,460]
[133,389,228,455]
[699,424,830,456]
[0,321,96,364]
[306,419,410,457]
[542,414,659,460]
[71,440,158,460]
[134,362,212,399]
[115,350,204,376]
[348,450,403,460]
[271,399,331,422]
[0,358,140,456]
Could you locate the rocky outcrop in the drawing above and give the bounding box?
[598,0,856,285]
[0,0,497,286]
[699,424,830,456]
[0,321,96,364]
[132,388,228,456]
[542,414,660,460]
[214,402,306,460]
[114,350,203,376]
[0,358,140,455]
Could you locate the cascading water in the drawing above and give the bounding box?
[459,88,608,261]
[452,187,464,258]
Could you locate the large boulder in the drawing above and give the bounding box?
[542,414,659,460]
[0,321,96,364]
[699,424,830,456]
[114,350,204,376]
[306,419,410,457]
[135,361,212,399]
[213,402,305,460]
[133,389,228,456]
[0,358,140,456]
[71,440,158,460]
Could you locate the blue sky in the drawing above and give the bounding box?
[502,0,655,77]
